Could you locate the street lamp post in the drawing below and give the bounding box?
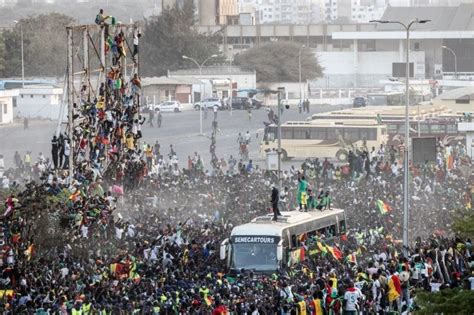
[13,20,25,88]
[182,54,218,135]
[298,45,304,102]
[370,18,430,256]
[442,45,457,79]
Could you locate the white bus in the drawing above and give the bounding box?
[261,120,388,161]
[220,209,346,273]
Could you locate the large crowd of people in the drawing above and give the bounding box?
[0,8,472,314]
[0,129,472,314]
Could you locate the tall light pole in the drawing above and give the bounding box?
[13,20,25,88]
[442,45,457,79]
[182,54,218,135]
[298,45,305,103]
[277,87,285,193]
[370,18,430,256]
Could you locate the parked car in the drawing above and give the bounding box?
[352,96,367,108]
[231,97,263,109]
[231,97,249,109]
[154,101,183,112]
[194,98,223,110]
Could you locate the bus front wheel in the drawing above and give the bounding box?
[281,150,289,161]
[336,149,348,162]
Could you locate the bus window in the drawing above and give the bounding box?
[327,129,337,140]
[360,128,377,141]
[291,235,298,248]
[419,124,429,134]
[369,129,377,140]
[430,124,446,134]
[340,221,346,233]
[344,128,360,141]
[327,225,335,238]
[311,128,327,140]
[282,128,293,139]
[293,128,310,139]
[387,124,398,134]
[447,124,457,134]
[266,127,276,141]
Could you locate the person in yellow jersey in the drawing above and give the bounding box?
[296,297,307,315]
[311,291,325,315]
[81,299,91,314]
[71,302,83,315]
[126,133,135,152]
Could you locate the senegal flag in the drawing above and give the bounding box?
[317,242,328,256]
[326,244,343,260]
[376,199,392,215]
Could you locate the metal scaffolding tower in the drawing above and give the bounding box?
[65,22,140,176]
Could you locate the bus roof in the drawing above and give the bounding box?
[309,105,451,121]
[230,209,345,237]
[282,120,383,127]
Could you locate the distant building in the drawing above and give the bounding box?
[0,89,18,125]
[168,66,256,99]
[199,3,474,88]
[141,76,202,104]
[15,85,63,120]
[196,0,239,25]
[239,0,316,25]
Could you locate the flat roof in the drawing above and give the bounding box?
[379,4,474,32]
[170,66,255,76]
[332,30,474,40]
[332,4,474,40]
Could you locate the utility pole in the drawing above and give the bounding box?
[277,87,285,193]
[370,18,430,256]
[182,54,218,135]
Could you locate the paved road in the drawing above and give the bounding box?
[0,104,349,169]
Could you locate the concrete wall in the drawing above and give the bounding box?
[15,88,63,120]
[0,96,14,124]
[311,50,426,88]
[170,73,256,91]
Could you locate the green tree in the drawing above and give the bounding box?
[141,0,223,77]
[415,289,474,315]
[0,13,73,78]
[452,208,474,238]
[0,33,5,73]
[234,41,323,83]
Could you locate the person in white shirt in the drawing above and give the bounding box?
[468,275,474,290]
[430,280,441,292]
[344,281,361,314]
[0,155,4,178]
[213,104,219,120]
[372,274,382,312]
[391,162,399,176]
[244,131,251,144]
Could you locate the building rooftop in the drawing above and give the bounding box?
[169,66,255,76]
[142,76,202,87]
[437,87,474,100]
[378,4,474,32]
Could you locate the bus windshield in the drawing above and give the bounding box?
[231,243,278,271]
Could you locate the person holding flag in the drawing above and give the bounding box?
[298,175,309,211]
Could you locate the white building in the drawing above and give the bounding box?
[200,3,474,88]
[15,85,63,120]
[0,89,18,125]
[351,0,385,23]
[168,66,257,94]
[240,0,316,24]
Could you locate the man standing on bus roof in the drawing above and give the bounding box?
[298,176,309,211]
[271,185,281,221]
